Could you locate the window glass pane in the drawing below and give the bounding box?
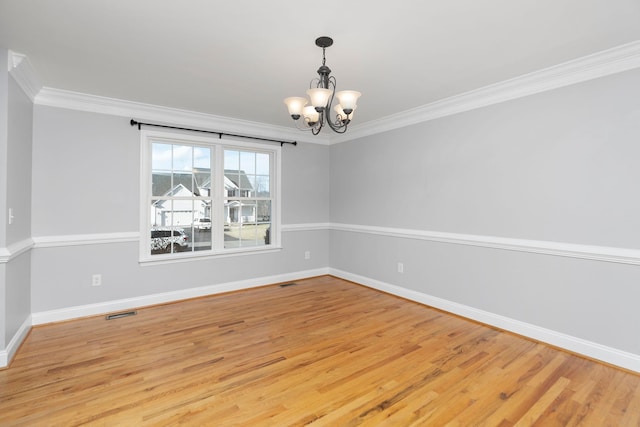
[225,171,241,192]
[224,150,239,170]
[171,198,195,228]
[173,145,193,171]
[193,146,210,169]
[237,171,253,192]
[226,186,240,198]
[255,175,270,197]
[150,226,189,255]
[151,199,172,228]
[149,200,192,255]
[240,151,255,174]
[195,172,211,197]
[223,201,269,249]
[257,200,271,223]
[193,214,212,251]
[224,223,239,248]
[152,143,172,171]
[247,176,257,198]
[241,200,256,224]
[256,153,270,175]
[150,225,171,255]
[168,172,192,194]
[152,172,172,197]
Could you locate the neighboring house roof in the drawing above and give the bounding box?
[152,169,252,197]
[152,173,201,197]
[152,184,204,208]
[224,169,253,190]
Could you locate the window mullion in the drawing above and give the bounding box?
[213,145,225,252]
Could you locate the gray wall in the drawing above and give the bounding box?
[5,75,32,342]
[0,49,33,350]
[330,68,640,355]
[7,77,33,245]
[31,106,330,312]
[0,48,6,350]
[32,108,139,236]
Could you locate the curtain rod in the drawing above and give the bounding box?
[130,119,297,146]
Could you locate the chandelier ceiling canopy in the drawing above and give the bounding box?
[284,36,361,135]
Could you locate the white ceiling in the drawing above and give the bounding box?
[1,0,639,129]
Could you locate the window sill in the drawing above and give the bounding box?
[139,245,283,266]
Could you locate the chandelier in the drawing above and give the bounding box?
[284,36,361,135]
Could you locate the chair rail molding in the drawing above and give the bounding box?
[331,223,640,266]
[28,224,640,265]
[0,238,35,263]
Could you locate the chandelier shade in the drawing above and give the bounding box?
[335,90,361,113]
[334,104,356,122]
[284,36,361,135]
[306,88,333,110]
[283,97,307,119]
[302,106,320,125]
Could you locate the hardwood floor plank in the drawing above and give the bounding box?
[1,275,638,426]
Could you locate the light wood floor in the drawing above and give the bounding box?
[1,276,639,426]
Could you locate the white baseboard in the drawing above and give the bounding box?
[22,267,640,373]
[0,315,32,368]
[31,268,330,325]
[330,268,640,373]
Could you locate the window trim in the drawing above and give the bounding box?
[139,129,281,263]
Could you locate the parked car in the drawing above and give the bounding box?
[151,228,189,254]
[194,217,212,230]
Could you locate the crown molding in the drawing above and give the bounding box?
[331,40,640,144]
[17,40,640,145]
[7,51,42,102]
[34,87,330,145]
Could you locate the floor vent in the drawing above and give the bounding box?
[279,282,298,288]
[106,310,137,320]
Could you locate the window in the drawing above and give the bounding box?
[140,130,280,261]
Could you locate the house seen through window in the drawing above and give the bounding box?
[142,131,279,260]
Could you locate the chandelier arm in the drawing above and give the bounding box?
[325,116,348,133]
[321,76,349,133]
[313,110,325,134]
[292,120,314,132]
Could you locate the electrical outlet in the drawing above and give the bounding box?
[304,251,311,260]
[92,274,102,287]
[397,262,404,274]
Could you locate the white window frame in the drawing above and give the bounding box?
[139,129,281,263]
